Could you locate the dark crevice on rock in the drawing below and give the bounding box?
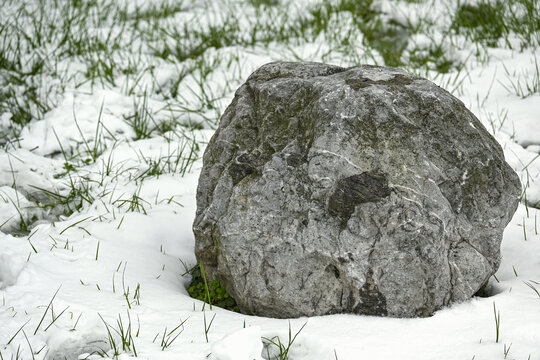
[228,152,258,185]
[325,264,341,279]
[346,74,414,90]
[356,269,388,316]
[329,171,391,229]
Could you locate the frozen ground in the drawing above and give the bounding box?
[0,0,539,359]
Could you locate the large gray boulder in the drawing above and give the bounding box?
[193,62,521,318]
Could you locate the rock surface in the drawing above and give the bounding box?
[192,61,521,318]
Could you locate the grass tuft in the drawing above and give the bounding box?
[187,263,240,313]
[98,311,138,359]
[451,0,507,47]
[263,322,307,360]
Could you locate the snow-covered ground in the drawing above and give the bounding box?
[0,0,539,359]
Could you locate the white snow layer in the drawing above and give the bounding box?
[0,0,539,359]
[211,326,264,360]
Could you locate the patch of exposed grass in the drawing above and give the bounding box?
[408,43,455,73]
[0,0,536,240]
[118,1,186,23]
[263,322,307,360]
[297,0,412,66]
[451,0,507,47]
[451,0,539,49]
[152,22,238,63]
[248,0,279,7]
[187,264,240,312]
[501,56,540,98]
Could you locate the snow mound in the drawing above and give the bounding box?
[211,326,263,360]
[0,186,43,233]
[0,246,26,289]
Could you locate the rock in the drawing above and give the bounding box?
[192,61,521,318]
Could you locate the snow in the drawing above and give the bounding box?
[211,326,263,360]
[0,0,539,359]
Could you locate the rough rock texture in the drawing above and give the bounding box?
[193,61,521,318]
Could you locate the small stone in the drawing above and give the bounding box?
[193,61,521,318]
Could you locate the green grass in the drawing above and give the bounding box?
[451,0,539,49]
[153,318,188,350]
[451,0,507,47]
[408,42,456,73]
[117,1,186,22]
[151,18,247,63]
[98,311,138,359]
[493,302,501,343]
[263,322,307,360]
[297,0,410,65]
[506,0,540,50]
[186,264,240,313]
[0,0,538,358]
[0,0,536,241]
[249,0,279,7]
[501,56,540,98]
[1,0,536,150]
